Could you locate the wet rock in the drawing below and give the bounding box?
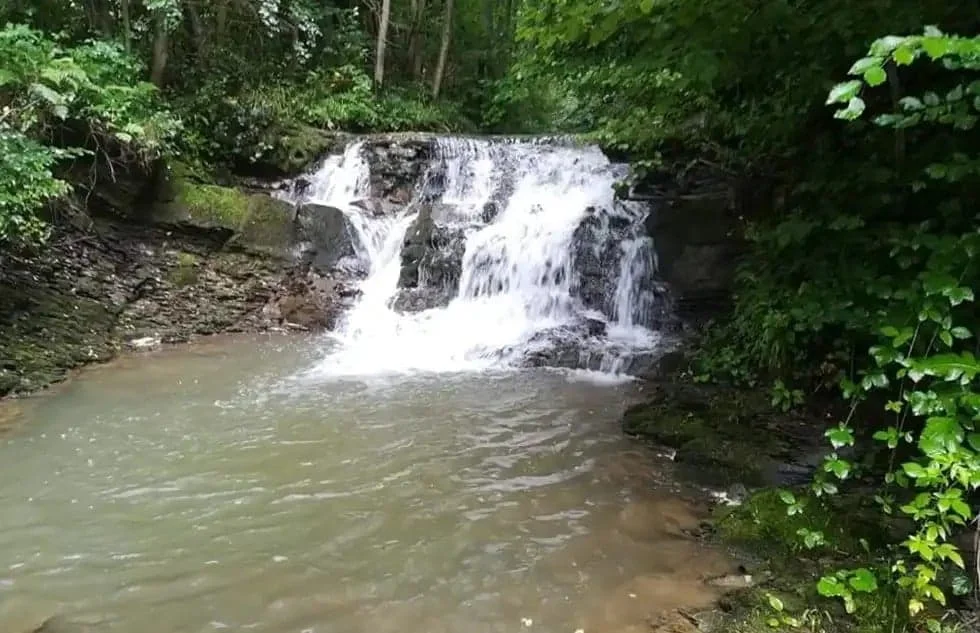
[350,198,395,217]
[262,266,350,330]
[517,326,586,369]
[585,318,607,337]
[0,207,356,396]
[705,573,755,589]
[363,139,429,204]
[646,610,703,633]
[481,201,499,223]
[294,203,360,273]
[570,206,671,330]
[389,287,454,314]
[622,382,830,488]
[396,204,465,304]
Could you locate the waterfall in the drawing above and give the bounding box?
[284,137,668,376]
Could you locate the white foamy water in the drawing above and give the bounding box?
[284,138,665,377]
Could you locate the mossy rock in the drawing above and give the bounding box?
[151,180,296,256]
[245,126,346,178]
[229,195,297,257]
[0,284,116,394]
[622,403,709,444]
[0,370,19,397]
[675,436,770,486]
[715,489,887,560]
[623,383,786,486]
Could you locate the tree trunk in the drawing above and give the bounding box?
[216,0,229,44]
[120,0,132,52]
[150,17,170,88]
[374,0,392,88]
[481,0,494,78]
[408,0,428,80]
[184,0,207,59]
[431,0,454,99]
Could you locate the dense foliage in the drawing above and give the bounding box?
[0,0,522,245]
[0,24,177,243]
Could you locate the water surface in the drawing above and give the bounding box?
[0,337,732,633]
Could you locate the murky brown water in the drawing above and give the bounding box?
[0,337,733,633]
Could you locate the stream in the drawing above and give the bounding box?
[0,337,732,633]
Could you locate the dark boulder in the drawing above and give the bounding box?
[643,194,742,323]
[294,203,361,274]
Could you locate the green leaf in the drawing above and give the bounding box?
[950,499,973,521]
[874,427,899,449]
[952,573,973,597]
[835,96,866,120]
[825,457,852,480]
[767,594,784,612]
[909,598,924,616]
[849,57,883,75]
[968,433,980,451]
[902,462,926,478]
[817,576,845,597]
[943,286,974,306]
[848,568,878,593]
[827,80,862,105]
[826,425,855,449]
[922,37,950,60]
[778,490,796,506]
[864,66,887,87]
[900,96,924,111]
[29,82,64,105]
[893,45,915,65]
[951,326,972,340]
[940,330,953,347]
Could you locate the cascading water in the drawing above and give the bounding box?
[284,137,669,376]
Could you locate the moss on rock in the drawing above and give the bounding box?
[229,195,296,257]
[179,182,252,228]
[150,178,296,258]
[245,126,346,178]
[623,382,793,487]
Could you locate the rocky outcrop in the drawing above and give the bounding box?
[0,173,363,397]
[238,126,347,179]
[634,163,743,324]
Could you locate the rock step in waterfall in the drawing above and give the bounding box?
[280,137,676,376]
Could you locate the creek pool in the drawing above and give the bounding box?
[0,336,732,633]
